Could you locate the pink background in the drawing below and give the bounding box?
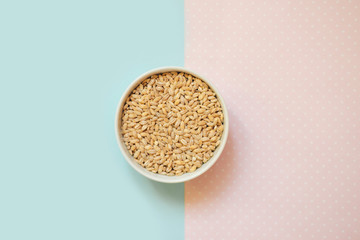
[185,0,360,239]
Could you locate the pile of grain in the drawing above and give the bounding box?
[121,71,224,176]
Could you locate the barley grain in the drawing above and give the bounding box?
[120,72,224,175]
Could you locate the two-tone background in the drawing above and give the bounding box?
[1,0,359,239]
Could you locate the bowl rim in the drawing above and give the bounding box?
[115,66,229,183]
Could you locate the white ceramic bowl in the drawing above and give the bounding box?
[115,66,229,183]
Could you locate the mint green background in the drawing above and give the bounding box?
[0,1,184,239]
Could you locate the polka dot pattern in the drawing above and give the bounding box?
[185,0,360,239]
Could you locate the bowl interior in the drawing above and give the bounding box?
[115,67,229,183]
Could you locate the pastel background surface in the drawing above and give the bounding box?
[0,1,184,240]
[2,0,360,239]
[185,0,360,239]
